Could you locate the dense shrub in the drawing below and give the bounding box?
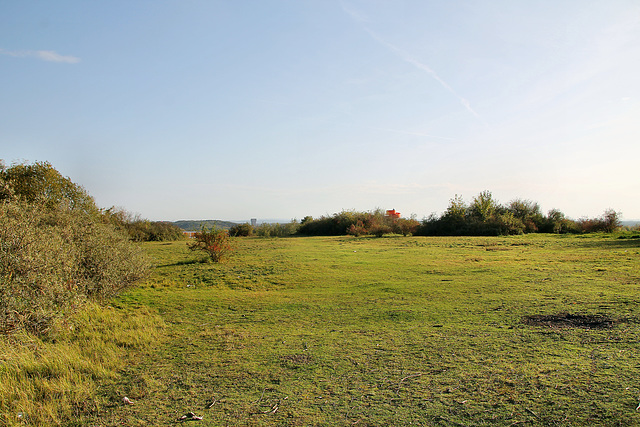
[299,211,371,236]
[577,209,621,233]
[254,221,300,237]
[300,210,416,237]
[539,209,579,234]
[392,217,420,236]
[366,211,394,237]
[0,201,148,335]
[298,215,337,235]
[346,220,368,237]
[102,207,184,242]
[0,161,149,335]
[229,223,254,237]
[416,191,620,236]
[0,161,98,215]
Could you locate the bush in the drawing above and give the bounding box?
[393,217,420,236]
[468,191,500,221]
[507,199,544,232]
[0,161,149,335]
[0,201,148,335]
[578,209,621,233]
[102,207,184,242]
[188,226,234,262]
[417,194,621,236]
[299,210,391,236]
[229,223,254,237]
[540,209,576,234]
[346,220,368,237]
[417,192,525,236]
[254,221,299,237]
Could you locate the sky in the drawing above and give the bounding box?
[2,1,639,222]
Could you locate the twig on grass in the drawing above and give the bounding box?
[261,402,279,414]
[254,388,266,404]
[525,407,540,419]
[396,372,423,393]
[177,412,203,421]
[400,372,424,383]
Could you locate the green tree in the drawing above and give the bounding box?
[508,199,543,232]
[229,223,254,237]
[393,217,420,236]
[544,209,579,234]
[600,209,621,233]
[443,194,467,220]
[469,190,499,221]
[0,161,98,214]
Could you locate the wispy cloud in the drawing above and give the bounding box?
[0,48,80,64]
[341,3,482,120]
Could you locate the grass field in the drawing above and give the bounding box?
[70,233,640,426]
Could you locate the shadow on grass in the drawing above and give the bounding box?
[157,258,209,268]
[573,236,640,249]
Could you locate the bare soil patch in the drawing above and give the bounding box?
[523,313,618,329]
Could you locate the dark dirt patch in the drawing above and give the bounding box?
[523,313,619,329]
[279,354,313,368]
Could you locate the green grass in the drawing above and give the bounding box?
[5,234,640,426]
[82,234,640,426]
[0,303,165,427]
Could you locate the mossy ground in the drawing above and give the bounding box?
[87,234,640,426]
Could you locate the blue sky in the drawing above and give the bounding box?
[2,1,639,221]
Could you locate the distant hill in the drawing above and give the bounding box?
[621,220,640,228]
[172,220,238,231]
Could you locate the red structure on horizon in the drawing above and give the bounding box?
[386,209,401,219]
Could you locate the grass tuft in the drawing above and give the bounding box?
[0,303,164,426]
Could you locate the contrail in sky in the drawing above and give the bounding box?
[341,3,482,120]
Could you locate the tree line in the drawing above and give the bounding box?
[229,191,622,238]
[417,191,620,236]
